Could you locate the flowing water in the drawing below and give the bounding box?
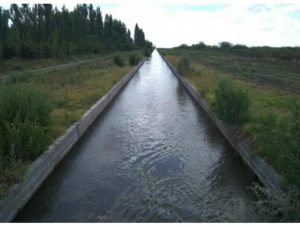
[15,50,259,222]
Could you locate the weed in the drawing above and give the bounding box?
[214,80,251,125]
[177,57,191,76]
[128,53,141,65]
[113,54,125,67]
[251,183,300,222]
[0,84,52,161]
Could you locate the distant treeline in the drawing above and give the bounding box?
[176,41,300,62]
[0,4,153,60]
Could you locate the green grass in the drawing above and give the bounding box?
[0,50,143,198]
[160,48,300,189]
[161,48,300,95]
[0,54,102,76]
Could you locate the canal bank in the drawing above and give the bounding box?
[0,59,146,222]
[160,54,282,192]
[15,50,260,222]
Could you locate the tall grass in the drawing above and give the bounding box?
[177,57,191,76]
[253,103,300,188]
[0,84,52,162]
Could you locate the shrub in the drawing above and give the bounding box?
[177,57,191,75]
[219,41,233,48]
[21,42,38,58]
[113,54,124,67]
[214,80,251,124]
[0,85,52,161]
[254,103,300,188]
[128,53,140,65]
[143,48,152,57]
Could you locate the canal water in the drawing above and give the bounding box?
[16,50,259,222]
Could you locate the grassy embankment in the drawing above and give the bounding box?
[0,54,101,75]
[0,51,143,197]
[159,48,300,189]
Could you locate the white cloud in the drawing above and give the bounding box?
[1,1,300,47]
[99,3,300,47]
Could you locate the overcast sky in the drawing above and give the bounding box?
[2,0,300,48]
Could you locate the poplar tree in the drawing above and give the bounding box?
[0,4,152,60]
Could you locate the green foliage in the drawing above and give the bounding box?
[3,26,21,58]
[178,41,300,62]
[143,48,152,58]
[177,57,191,75]
[134,23,146,48]
[128,53,140,65]
[214,80,251,124]
[176,44,189,49]
[113,54,124,67]
[0,42,3,61]
[254,104,300,188]
[191,41,206,49]
[21,41,38,58]
[0,4,152,60]
[0,85,52,162]
[219,41,233,48]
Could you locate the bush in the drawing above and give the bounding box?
[113,54,124,67]
[21,42,38,58]
[214,80,251,124]
[177,57,191,75]
[219,41,233,48]
[143,48,152,58]
[254,103,300,188]
[0,85,52,162]
[128,53,140,65]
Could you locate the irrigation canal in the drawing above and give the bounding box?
[15,50,260,222]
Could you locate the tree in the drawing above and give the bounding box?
[0,41,3,61]
[0,4,150,60]
[134,23,146,48]
[0,7,10,42]
[4,26,21,58]
[219,41,233,48]
[95,7,103,41]
[103,14,113,49]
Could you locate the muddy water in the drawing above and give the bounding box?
[15,50,259,222]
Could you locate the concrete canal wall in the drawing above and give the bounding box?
[0,59,146,222]
[161,55,282,192]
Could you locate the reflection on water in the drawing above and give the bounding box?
[15,50,259,222]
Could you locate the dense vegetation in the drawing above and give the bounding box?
[0,4,153,60]
[178,41,300,62]
[0,85,52,161]
[214,80,251,125]
[177,57,191,76]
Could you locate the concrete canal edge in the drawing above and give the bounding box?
[161,54,283,192]
[0,59,146,222]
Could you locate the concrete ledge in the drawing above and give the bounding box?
[161,55,282,192]
[0,59,146,222]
